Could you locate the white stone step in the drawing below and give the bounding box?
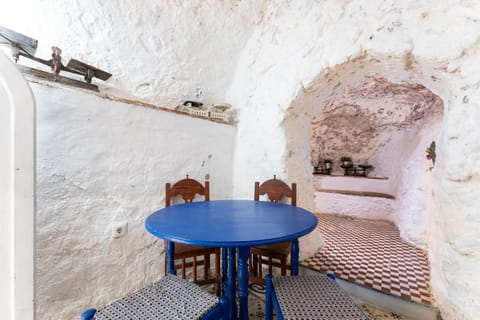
[313,174,396,221]
[314,191,396,221]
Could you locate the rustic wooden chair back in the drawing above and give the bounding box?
[166,175,210,206]
[250,175,297,285]
[254,174,296,206]
[164,175,221,296]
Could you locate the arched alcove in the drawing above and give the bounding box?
[310,78,444,247]
[278,52,460,317]
[283,53,447,247]
[310,78,443,178]
[279,50,480,317]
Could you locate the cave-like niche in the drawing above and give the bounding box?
[310,77,444,247]
[311,77,443,177]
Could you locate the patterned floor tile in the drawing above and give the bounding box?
[247,283,412,320]
[301,214,433,305]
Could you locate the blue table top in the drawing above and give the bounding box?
[145,200,318,247]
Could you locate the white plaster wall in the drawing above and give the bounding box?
[1,1,480,319]
[0,0,264,106]
[0,55,14,320]
[33,83,235,320]
[395,119,442,248]
[0,52,35,320]
[226,2,480,319]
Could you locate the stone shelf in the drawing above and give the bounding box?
[313,173,388,180]
[313,174,394,197]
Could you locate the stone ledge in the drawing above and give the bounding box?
[313,173,388,180]
[317,188,395,199]
[18,65,234,126]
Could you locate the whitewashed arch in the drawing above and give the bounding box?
[0,51,35,320]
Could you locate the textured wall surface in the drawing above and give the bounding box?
[33,83,234,320]
[309,78,443,247]
[1,1,264,107]
[225,2,480,319]
[310,78,443,177]
[1,1,480,319]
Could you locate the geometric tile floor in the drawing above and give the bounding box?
[247,284,414,320]
[205,282,413,319]
[301,213,433,305]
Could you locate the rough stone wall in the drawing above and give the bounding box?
[33,83,234,320]
[310,78,443,177]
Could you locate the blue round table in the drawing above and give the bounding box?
[145,200,318,320]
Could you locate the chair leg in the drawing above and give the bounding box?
[204,254,209,281]
[81,309,97,320]
[215,251,221,296]
[265,275,273,320]
[222,248,228,295]
[164,255,167,276]
[268,257,273,275]
[251,254,258,276]
[258,256,263,281]
[281,257,286,276]
[193,256,198,282]
[181,258,186,279]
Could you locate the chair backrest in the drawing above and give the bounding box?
[165,175,210,207]
[254,175,296,206]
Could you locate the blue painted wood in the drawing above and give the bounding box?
[221,248,228,299]
[145,200,318,320]
[265,274,285,320]
[167,241,176,275]
[265,275,273,320]
[291,239,299,275]
[81,308,96,320]
[227,248,236,320]
[237,247,250,320]
[145,200,318,247]
[201,300,225,320]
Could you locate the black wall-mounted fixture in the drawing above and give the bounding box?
[0,26,111,83]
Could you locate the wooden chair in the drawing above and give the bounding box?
[265,273,369,320]
[81,274,226,320]
[249,175,297,285]
[165,175,221,296]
